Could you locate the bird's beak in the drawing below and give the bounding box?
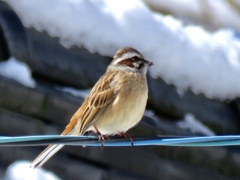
[145,60,153,66]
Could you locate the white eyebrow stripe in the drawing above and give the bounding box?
[112,52,141,65]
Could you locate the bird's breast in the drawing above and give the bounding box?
[93,74,148,135]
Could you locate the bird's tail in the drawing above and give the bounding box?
[31,115,79,168]
[30,144,64,169]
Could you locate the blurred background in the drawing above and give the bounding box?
[0,0,240,179]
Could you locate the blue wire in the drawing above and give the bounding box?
[0,135,240,147]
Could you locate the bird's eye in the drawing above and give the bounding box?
[131,56,138,61]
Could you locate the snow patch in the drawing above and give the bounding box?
[0,57,36,88]
[5,0,240,100]
[176,113,215,136]
[3,161,60,180]
[57,86,90,98]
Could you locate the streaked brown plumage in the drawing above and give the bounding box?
[31,47,152,168]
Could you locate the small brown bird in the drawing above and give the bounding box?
[31,47,153,168]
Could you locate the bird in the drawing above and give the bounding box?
[31,47,153,168]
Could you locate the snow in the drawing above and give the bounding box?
[146,0,201,16]
[176,113,215,136]
[0,57,36,88]
[5,0,240,100]
[57,86,90,98]
[202,0,240,30]
[3,161,60,180]
[146,0,240,31]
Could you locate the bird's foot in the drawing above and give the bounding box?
[94,125,106,146]
[117,132,134,146]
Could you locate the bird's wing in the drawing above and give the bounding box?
[61,71,119,135]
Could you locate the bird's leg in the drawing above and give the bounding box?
[117,132,134,146]
[94,125,105,146]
